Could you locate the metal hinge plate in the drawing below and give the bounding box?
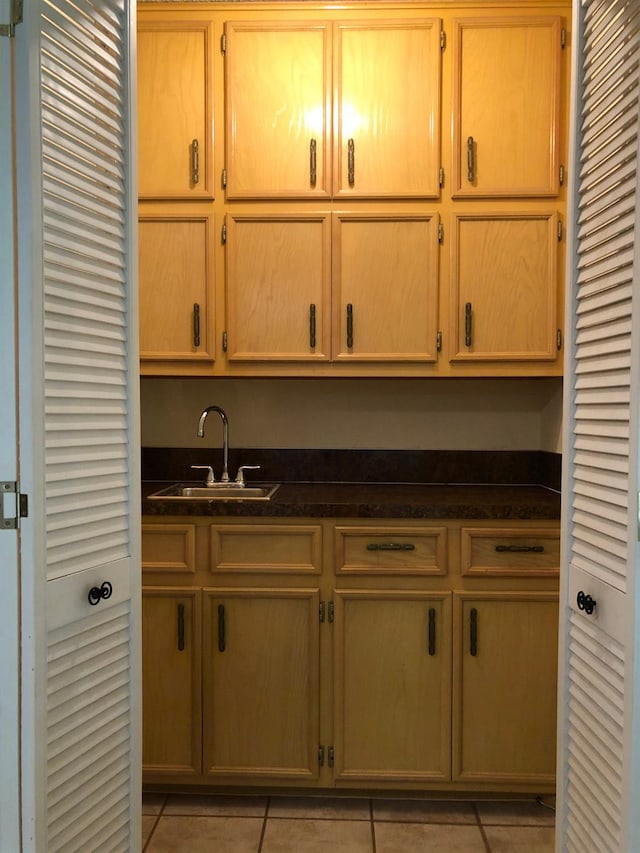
[0,0,23,37]
[561,28,567,49]
[438,222,444,244]
[328,746,335,767]
[221,221,227,244]
[557,328,562,351]
[222,169,227,189]
[221,32,226,54]
[222,331,228,352]
[440,30,446,50]
[1,481,27,529]
[439,166,444,188]
[327,600,334,623]
[436,330,442,353]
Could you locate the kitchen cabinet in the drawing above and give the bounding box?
[223,18,441,199]
[451,16,564,197]
[224,212,439,363]
[137,20,214,199]
[450,212,560,363]
[139,212,215,364]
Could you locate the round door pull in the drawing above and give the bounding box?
[576,590,596,615]
[88,581,113,606]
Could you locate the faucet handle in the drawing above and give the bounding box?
[235,465,260,486]
[191,465,215,486]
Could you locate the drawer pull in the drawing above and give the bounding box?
[309,303,316,349]
[177,603,185,651]
[218,604,226,652]
[464,302,472,347]
[191,138,199,185]
[310,138,317,185]
[346,303,354,349]
[366,543,416,552]
[193,302,200,347]
[428,608,436,656]
[347,137,355,185]
[467,135,475,182]
[495,544,544,553]
[470,607,478,656]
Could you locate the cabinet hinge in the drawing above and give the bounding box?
[559,164,565,186]
[0,0,23,37]
[557,219,563,241]
[327,600,334,623]
[221,169,227,189]
[328,746,335,768]
[221,220,227,244]
[440,30,446,50]
[436,330,442,353]
[319,601,325,623]
[438,166,444,188]
[318,745,325,766]
[221,32,226,54]
[438,222,444,244]
[1,481,27,529]
[557,328,562,351]
[561,28,567,49]
[222,331,228,352]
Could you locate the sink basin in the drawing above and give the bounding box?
[148,483,280,502]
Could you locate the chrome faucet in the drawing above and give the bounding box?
[196,405,230,482]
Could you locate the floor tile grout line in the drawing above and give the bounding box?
[256,795,270,853]
[369,798,377,853]
[474,802,493,853]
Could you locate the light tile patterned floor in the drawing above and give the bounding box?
[142,793,555,853]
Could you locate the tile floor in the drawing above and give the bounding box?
[142,793,555,852]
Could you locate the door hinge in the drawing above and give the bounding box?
[0,0,23,37]
[221,220,227,244]
[436,330,442,352]
[328,746,335,768]
[318,745,325,766]
[221,169,227,189]
[557,328,562,351]
[1,481,27,529]
[557,219,563,241]
[222,331,228,352]
[319,600,326,623]
[561,28,567,49]
[440,30,446,50]
[221,32,226,54]
[438,222,444,244]
[559,164,565,186]
[439,166,444,188]
[327,600,334,623]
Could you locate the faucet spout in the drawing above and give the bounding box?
[197,405,230,482]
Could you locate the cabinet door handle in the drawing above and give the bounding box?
[193,302,201,347]
[310,138,317,186]
[87,581,112,606]
[346,303,354,348]
[428,608,436,656]
[191,138,199,185]
[309,303,316,349]
[218,604,226,652]
[577,590,597,616]
[177,603,185,651]
[470,607,478,656]
[366,543,415,552]
[347,138,355,185]
[464,302,472,347]
[495,544,545,553]
[467,135,475,182]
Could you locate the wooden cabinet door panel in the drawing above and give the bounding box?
[334,20,441,198]
[333,214,439,361]
[138,22,213,199]
[226,214,331,361]
[203,588,320,779]
[453,592,558,784]
[225,22,331,199]
[333,591,451,782]
[142,588,201,776]
[452,16,563,197]
[139,215,214,362]
[450,213,557,361]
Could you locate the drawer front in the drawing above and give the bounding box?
[210,524,322,574]
[335,526,447,576]
[461,527,560,577]
[142,523,196,574]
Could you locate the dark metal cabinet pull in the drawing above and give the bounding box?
[366,542,415,552]
[218,604,226,652]
[496,544,544,553]
[577,590,597,615]
[88,581,112,606]
[309,303,316,348]
[464,302,472,347]
[177,604,185,651]
[191,138,199,185]
[347,138,355,185]
[310,138,317,185]
[470,607,478,656]
[428,608,436,656]
[193,303,200,347]
[346,303,354,348]
[467,135,475,182]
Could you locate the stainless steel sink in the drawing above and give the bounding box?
[147,483,280,501]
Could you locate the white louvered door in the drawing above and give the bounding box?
[13,2,140,850]
[558,0,640,850]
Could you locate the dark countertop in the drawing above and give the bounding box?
[142,480,561,520]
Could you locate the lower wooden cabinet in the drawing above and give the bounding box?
[142,587,202,777]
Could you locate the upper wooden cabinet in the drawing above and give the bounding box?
[138,21,214,199]
[452,16,564,197]
[224,19,442,199]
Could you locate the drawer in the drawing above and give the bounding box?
[210,524,322,574]
[461,527,560,577]
[335,526,447,576]
[142,523,196,574]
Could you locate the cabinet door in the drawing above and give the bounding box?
[453,592,558,784]
[203,588,320,779]
[452,17,563,197]
[138,21,213,199]
[224,21,331,199]
[450,213,558,362]
[225,214,331,361]
[333,591,451,782]
[332,213,439,361]
[142,588,201,777]
[334,20,441,198]
[139,214,214,363]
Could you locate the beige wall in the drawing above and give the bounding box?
[141,376,563,451]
